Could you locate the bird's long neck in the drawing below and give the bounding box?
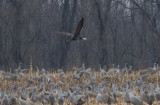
[99,64,101,70]
[19,89,22,99]
[50,84,53,92]
[113,64,115,69]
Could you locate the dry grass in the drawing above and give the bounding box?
[0,68,160,105]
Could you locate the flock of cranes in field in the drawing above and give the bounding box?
[0,62,160,105]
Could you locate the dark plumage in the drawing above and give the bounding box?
[57,18,87,41]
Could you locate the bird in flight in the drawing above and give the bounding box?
[57,18,87,41]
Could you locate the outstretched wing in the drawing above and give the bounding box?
[56,32,73,37]
[73,18,84,38]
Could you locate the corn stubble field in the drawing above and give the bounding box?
[0,62,160,105]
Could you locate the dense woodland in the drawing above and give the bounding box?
[0,0,160,71]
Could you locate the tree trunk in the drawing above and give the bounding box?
[11,0,23,64]
[94,0,111,68]
[60,0,77,70]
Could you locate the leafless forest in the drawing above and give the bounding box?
[0,0,160,70]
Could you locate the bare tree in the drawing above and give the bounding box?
[0,0,160,70]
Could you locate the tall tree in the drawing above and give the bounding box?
[10,0,24,64]
[94,0,111,67]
